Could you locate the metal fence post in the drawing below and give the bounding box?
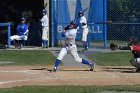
[7,22,11,49]
[103,0,107,49]
[51,0,55,47]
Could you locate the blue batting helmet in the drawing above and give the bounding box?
[78,10,84,16]
[42,9,47,15]
[21,17,26,21]
[70,20,76,25]
[70,20,78,28]
[79,10,83,14]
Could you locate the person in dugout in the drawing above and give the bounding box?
[110,37,140,72]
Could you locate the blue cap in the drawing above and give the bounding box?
[21,17,26,21]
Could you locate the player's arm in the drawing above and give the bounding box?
[24,29,29,35]
[110,43,131,50]
[21,25,29,35]
[118,46,131,50]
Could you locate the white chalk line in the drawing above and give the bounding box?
[0,77,51,85]
[0,70,125,86]
[0,70,43,75]
[0,70,120,79]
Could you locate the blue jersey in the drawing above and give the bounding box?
[17,23,28,36]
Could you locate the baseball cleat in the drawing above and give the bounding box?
[89,62,95,71]
[53,67,57,72]
[84,49,87,52]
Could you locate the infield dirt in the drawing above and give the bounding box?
[0,66,139,88]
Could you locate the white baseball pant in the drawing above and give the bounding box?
[82,27,89,42]
[42,26,49,40]
[10,35,28,41]
[57,45,82,62]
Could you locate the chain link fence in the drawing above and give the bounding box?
[107,0,140,47]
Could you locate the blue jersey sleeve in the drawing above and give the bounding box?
[17,24,28,36]
[61,32,66,37]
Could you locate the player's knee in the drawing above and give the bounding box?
[75,58,82,63]
[82,37,87,42]
[10,36,14,41]
[23,36,28,40]
[57,57,63,61]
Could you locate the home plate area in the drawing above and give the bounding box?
[0,66,140,88]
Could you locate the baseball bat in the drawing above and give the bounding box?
[44,3,48,8]
[74,8,88,21]
[83,8,88,13]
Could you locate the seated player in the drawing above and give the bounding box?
[53,20,95,72]
[110,37,140,72]
[10,17,29,48]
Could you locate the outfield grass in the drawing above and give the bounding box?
[0,85,140,93]
[86,52,132,66]
[0,50,132,66]
[0,50,56,65]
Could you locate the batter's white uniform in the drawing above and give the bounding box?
[79,16,89,41]
[40,14,49,40]
[57,28,82,63]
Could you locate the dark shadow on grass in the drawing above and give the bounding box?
[30,68,94,72]
[122,70,136,73]
[103,67,134,70]
[59,69,93,72]
[102,70,135,73]
[102,67,136,73]
[54,51,60,53]
[53,50,60,52]
[30,68,46,70]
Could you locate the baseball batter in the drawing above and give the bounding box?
[10,17,29,47]
[40,9,49,48]
[53,20,94,71]
[78,10,89,52]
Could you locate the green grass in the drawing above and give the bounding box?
[0,50,56,66]
[86,52,132,66]
[1,85,140,93]
[0,50,133,66]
